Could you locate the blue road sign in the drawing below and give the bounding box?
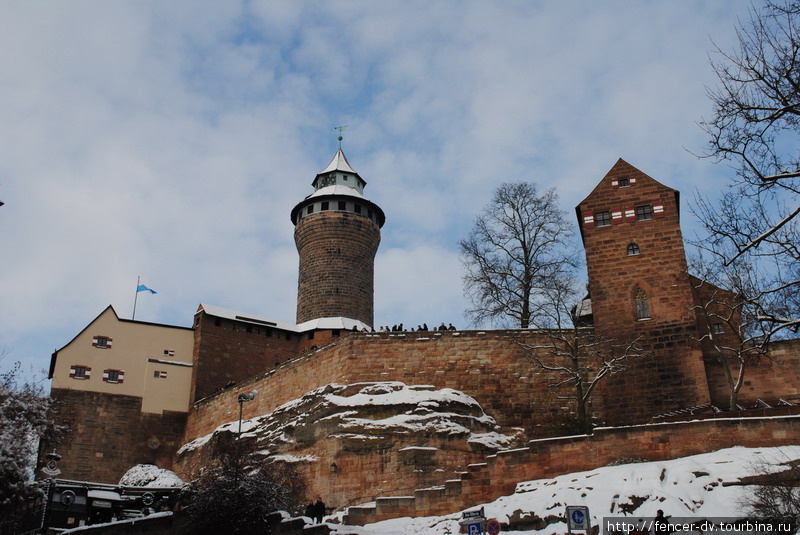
[467,522,482,535]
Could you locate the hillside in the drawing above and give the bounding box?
[330,446,800,535]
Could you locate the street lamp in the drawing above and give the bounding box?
[237,390,257,438]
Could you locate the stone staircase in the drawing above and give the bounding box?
[343,415,800,525]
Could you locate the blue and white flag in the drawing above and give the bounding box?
[136,284,157,294]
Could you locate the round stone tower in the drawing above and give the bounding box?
[291,148,385,327]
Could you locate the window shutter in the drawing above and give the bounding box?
[118,371,125,384]
[106,338,113,348]
[159,371,167,378]
[92,338,98,347]
[629,177,637,185]
[69,366,76,378]
[611,207,623,224]
[582,210,595,229]
[103,370,109,382]
[610,179,619,188]
[624,206,636,223]
[653,202,665,218]
[85,367,92,379]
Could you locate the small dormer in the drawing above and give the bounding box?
[312,149,367,195]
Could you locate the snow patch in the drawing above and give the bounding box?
[118,464,183,487]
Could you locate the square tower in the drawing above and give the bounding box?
[577,159,709,422]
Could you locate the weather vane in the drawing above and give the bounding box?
[334,125,348,149]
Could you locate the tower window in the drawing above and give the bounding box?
[619,178,630,187]
[354,204,362,214]
[712,323,724,334]
[343,175,348,181]
[634,288,651,320]
[308,332,315,340]
[627,243,640,256]
[307,205,314,215]
[321,201,329,211]
[595,211,611,227]
[338,201,346,210]
[636,205,653,221]
[368,209,373,219]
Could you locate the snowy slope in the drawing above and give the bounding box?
[332,446,800,535]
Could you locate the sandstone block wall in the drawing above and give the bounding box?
[579,160,710,423]
[705,338,800,408]
[190,311,302,402]
[46,389,187,483]
[345,415,800,524]
[185,330,579,443]
[180,329,723,508]
[294,211,381,326]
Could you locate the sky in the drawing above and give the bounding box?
[0,1,757,378]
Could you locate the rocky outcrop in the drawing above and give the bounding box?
[175,382,522,507]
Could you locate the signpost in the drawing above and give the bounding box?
[566,506,591,534]
[461,507,486,535]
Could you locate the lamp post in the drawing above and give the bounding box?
[237,390,257,439]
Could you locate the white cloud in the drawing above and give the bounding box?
[0,0,754,374]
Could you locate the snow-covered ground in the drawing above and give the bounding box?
[331,446,800,535]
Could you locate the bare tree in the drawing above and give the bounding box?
[459,182,576,328]
[520,277,649,433]
[696,0,800,338]
[741,450,800,525]
[690,257,773,411]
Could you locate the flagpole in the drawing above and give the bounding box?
[132,276,140,320]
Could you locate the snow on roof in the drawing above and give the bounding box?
[575,296,592,317]
[306,184,366,200]
[198,304,370,332]
[320,149,357,175]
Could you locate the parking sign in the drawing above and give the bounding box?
[566,506,590,533]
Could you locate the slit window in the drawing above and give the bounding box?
[634,288,651,320]
[307,205,314,215]
[354,204,362,214]
[338,201,346,210]
[321,201,329,211]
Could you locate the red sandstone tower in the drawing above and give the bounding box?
[291,148,385,327]
[576,159,710,423]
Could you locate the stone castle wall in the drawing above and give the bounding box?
[345,415,800,524]
[190,311,302,402]
[185,330,579,443]
[579,161,711,424]
[295,210,381,326]
[46,389,187,483]
[706,338,800,408]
